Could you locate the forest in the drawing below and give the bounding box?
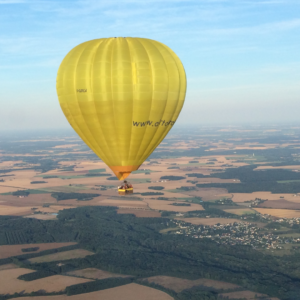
[187,165,300,193]
[0,206,300,299]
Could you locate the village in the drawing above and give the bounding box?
[174,217,300,251]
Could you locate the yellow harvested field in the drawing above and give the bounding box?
[28,249,94,263]
[145,276,240,293]
[223,208,255,215]
[253,208,300,218]
[0,186,20,193]
[0,242,77,259]
[255,165,300,170]
[67,268,130,280]
[176,218,240,225]
[53,144,79,148]
[0,268,92,295]
[0,264,18,271]
[231,192,300,203]
[144,199,204,212]
[117,209,161,217]
[10,283,174,300]
[220,290,277,299]
[0,205,32,216]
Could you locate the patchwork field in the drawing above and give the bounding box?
[0,242,77,259]
[0,268,92,294]
[9,283,174,300]
[1,128,300,299]
[144,275,240,293]
[28,249,94,263]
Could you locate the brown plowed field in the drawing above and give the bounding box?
[67,268,131,280]
[0,242,77,259]
[10,283,174,300]
[257,199,300,209]
[0,268,92,294]
[145,275,240,293]
[253,208,300,218]
[0,205,33,216]
[117,209,161,217]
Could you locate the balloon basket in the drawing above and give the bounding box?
[118,188,133,195]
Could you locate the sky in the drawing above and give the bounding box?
[0,0,299,130]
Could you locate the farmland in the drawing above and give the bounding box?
[2,126,300,299]
[9,283,174,300]
[0,268,92,294]
[0,242,77,259]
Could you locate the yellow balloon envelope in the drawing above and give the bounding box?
[56,37,187,180]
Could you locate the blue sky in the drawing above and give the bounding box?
[0,0,299,130]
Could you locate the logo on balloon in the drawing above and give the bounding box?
[77,89,87,93]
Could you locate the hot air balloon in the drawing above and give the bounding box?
[56,37,187,188]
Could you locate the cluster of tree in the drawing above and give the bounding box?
[21,247,39,252]
[189,161,199,163]
[66,277,133,295]
[167,166,180,169]
[30,181,47,184]
[191,165,300,194]
[42,175,58,179]
[18,270,56,281]
[12,190,30,196]
[160,176,186,181]
[84,173,111,177]
[106,177,118,180]
[185,208,237,219]
[51,192,100,201]
[186,173,210,178]
[148,186,165,190]
[1,206,300,299]
[171,203,191,206]
[176,186,197,191]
